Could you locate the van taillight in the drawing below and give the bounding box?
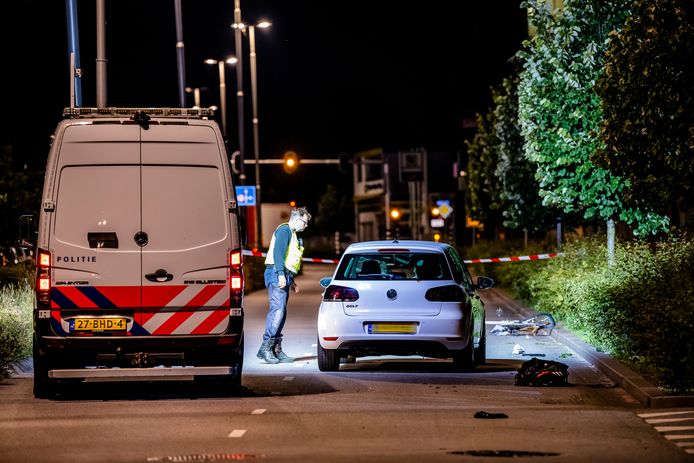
[36,249,51,308]
[323,285,359,302]
[230,249,243,309]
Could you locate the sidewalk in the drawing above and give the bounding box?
[488,288,694,408]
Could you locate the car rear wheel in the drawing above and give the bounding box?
[317,339,340,371]
[475,331,486,366]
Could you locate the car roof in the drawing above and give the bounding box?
[343,240,450,254]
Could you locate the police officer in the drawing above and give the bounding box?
[257,206,312,364]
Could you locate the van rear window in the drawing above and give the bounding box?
[141,166,227,251]
[54,166,140,250]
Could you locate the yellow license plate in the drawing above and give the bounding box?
[73,318,127,331]
[368,323,417,334]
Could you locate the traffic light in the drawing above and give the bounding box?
[283,151,299,174]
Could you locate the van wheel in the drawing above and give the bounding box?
[317,340,340,372]
[229,337,244,389]
[33,339,56,399]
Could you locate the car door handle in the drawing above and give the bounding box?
[145,269,173,282]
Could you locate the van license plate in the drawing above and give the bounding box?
[367,323,417,334]
[72,318,127,331]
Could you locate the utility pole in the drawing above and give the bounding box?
[233,0,246,184]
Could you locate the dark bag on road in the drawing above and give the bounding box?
[514,357,569,387]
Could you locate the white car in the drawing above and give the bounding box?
[317,240,494,371]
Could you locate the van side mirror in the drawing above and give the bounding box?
[18,214,36,248]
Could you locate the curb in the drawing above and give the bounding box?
[550,328,694,408]
[490,288,694,408]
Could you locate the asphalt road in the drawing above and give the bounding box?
[0,262,692,462]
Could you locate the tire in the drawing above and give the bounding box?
[452,340,475,372]
[317,340,340,372]
[475,330,486,366]
[32,338,56,399]
[526,313,556,333]
[452,319,476,372]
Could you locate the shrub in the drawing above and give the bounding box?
[0,283,33,376]
[503,235,694,392]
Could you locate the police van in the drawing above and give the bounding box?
[32,107,245,397]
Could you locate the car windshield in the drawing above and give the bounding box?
[335,252,452,280]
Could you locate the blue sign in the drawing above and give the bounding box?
[436,199,450,206]
[235,186,256,206]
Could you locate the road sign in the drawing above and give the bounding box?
[438,203,453,219]
[235,186,256,206]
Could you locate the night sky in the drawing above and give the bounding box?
[1,1,527,207]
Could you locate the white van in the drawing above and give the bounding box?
[32,107,245,398]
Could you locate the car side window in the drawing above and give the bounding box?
[445,248,474,291]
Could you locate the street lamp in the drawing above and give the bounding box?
[248,20,271,249]
[184,86,204,108]
[204,56,237,138]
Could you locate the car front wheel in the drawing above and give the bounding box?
[317,339,340,371]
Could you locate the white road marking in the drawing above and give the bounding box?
[686,449,694,454]
[283,376,294,381]
[228,429,246,438]
[638,410,694,418]
[251,409,266,415]
[654,426,694,432]
[674,442,694,447]
[664,434,694,440]
[646,417,694,424]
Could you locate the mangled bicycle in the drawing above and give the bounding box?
[489,312,556,336]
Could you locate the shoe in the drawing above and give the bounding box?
[256,339,279,364]
[272,337,294,363]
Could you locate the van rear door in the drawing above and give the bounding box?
[139,124,231,336]
[50,124,142,334]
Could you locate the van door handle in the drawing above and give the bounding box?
[145,269,174,282]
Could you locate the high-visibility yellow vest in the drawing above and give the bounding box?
[265,223,304,274]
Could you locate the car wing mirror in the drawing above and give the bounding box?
[319,277,332,288]
[475,276,495,289]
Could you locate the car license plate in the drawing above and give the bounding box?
[367,323,417,334]
[71,318,127,332]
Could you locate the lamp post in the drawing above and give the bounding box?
[248,20,271,250]
[204,56,237,138]
[185,86,201,108]
[231,1,246,184]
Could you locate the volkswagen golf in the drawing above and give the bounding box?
[317,240,494,371]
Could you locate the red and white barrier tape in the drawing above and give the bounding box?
[242,249,563,265]
[463,252,564,264]
[242,249,339,264]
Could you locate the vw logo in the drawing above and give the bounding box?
[386,289,397,300]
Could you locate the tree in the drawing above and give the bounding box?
[517,0,668,237]
[0,146,42,245]
[494,74,555,232]
[465,107,500,231]
[594,0,694,226]
[313,184,353,236]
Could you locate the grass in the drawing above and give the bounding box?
[0,282,33,376]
